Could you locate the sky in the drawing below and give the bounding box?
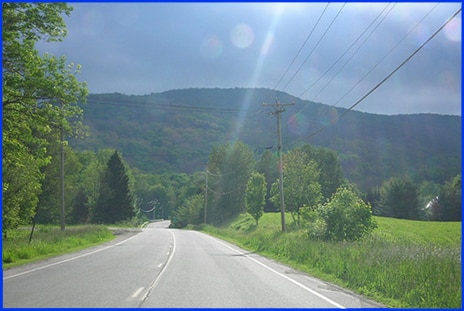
[37,2,462,115]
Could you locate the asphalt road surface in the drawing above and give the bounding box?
[3,221,384,308]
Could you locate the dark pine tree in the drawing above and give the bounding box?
[94,151,134,223]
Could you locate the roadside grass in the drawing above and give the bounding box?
[196,213,461,308]
[2,225,115,269]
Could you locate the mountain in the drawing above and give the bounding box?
[70,88,461,191]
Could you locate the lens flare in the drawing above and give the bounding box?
[444,16,461,42]
[317,107,339,126]
[200,35,223,59]
[230,23,254,48]
[288,113,310,136]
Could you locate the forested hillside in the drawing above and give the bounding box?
[70,88,461,191]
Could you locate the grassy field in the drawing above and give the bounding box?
[196,213,461,308]
[2,225,115,269]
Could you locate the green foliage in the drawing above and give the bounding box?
[270,149,322,225]
[416,181,442,220]
[256,150,279,212]
[2,3,88,235]
[297,144,344,200]
[172,194,204,228]
[36,139,83,224]
[379,177,419,220]
[70,91,460,195]
[245,172,266,225]
[93,151,135,224]
[437,174,461,221]
[316,187,377,241]
[2,225,114,269]
[206,141,255,224]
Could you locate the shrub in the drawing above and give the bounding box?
[316,187,377,241]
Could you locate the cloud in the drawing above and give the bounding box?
[37,2,461,115]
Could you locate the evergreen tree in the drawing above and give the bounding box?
[94,151,134,223]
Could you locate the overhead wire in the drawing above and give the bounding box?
[286,6,462,148]
[265,2,330,102]
[280,2,347,92]
[297,2,396,99]
[285,2,396,128]
[86,98,260,114]
[315,2,440,109]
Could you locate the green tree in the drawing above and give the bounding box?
[36,138,82,224]
[417,181,443,220]
[245,172,266,226]
[438,174,461,221]
[207,141,255,224]
[256,150,278,212]
[379,177,419,220]
[317,187,377,241]
[298,144,344,200]
[94,151,135,223]
[2,3,87,235]
[271,149,322,226]
[69,188,89,224]
[172,194,204,228]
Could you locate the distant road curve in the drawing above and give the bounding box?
[3,221,384,308]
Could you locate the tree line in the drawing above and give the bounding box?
[2,3,460,240]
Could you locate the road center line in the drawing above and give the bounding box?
[131,287,145,298]
[201,232,346,309]
[139,230,176,303]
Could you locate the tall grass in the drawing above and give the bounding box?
[2,225,115,269]
[197,214,461,308]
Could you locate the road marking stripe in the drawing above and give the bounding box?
[132,287,145,298]
[3,234,140,280]
[158,263,163,268]
[202,233,346,309]
[139,230,176,302]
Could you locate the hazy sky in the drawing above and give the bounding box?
[37,2,462,115]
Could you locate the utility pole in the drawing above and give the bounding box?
[204,165,208,224]
[60,105,65,231]
[262,98,295,232]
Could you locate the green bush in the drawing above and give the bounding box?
[317,187,377,241]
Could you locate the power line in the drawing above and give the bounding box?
[86,98,260,114]
[297,2,395,99]
[315,2,440,109]
[287,7,462,148]
[281,3,347,92]
[286,2,395,128]
[265,3,330,101]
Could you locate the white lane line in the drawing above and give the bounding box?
[131,287,145,298]
[3,234,140,280]
[157,263,163,268]
[139,230,176,302]
[202,233,346,309]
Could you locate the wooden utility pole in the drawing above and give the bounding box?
[204,166,208,224]
[60,109,65,231]
[262,98,294,232]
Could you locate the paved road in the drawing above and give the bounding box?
[3,221,384,308]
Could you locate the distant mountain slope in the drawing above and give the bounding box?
[70,88,461,191]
